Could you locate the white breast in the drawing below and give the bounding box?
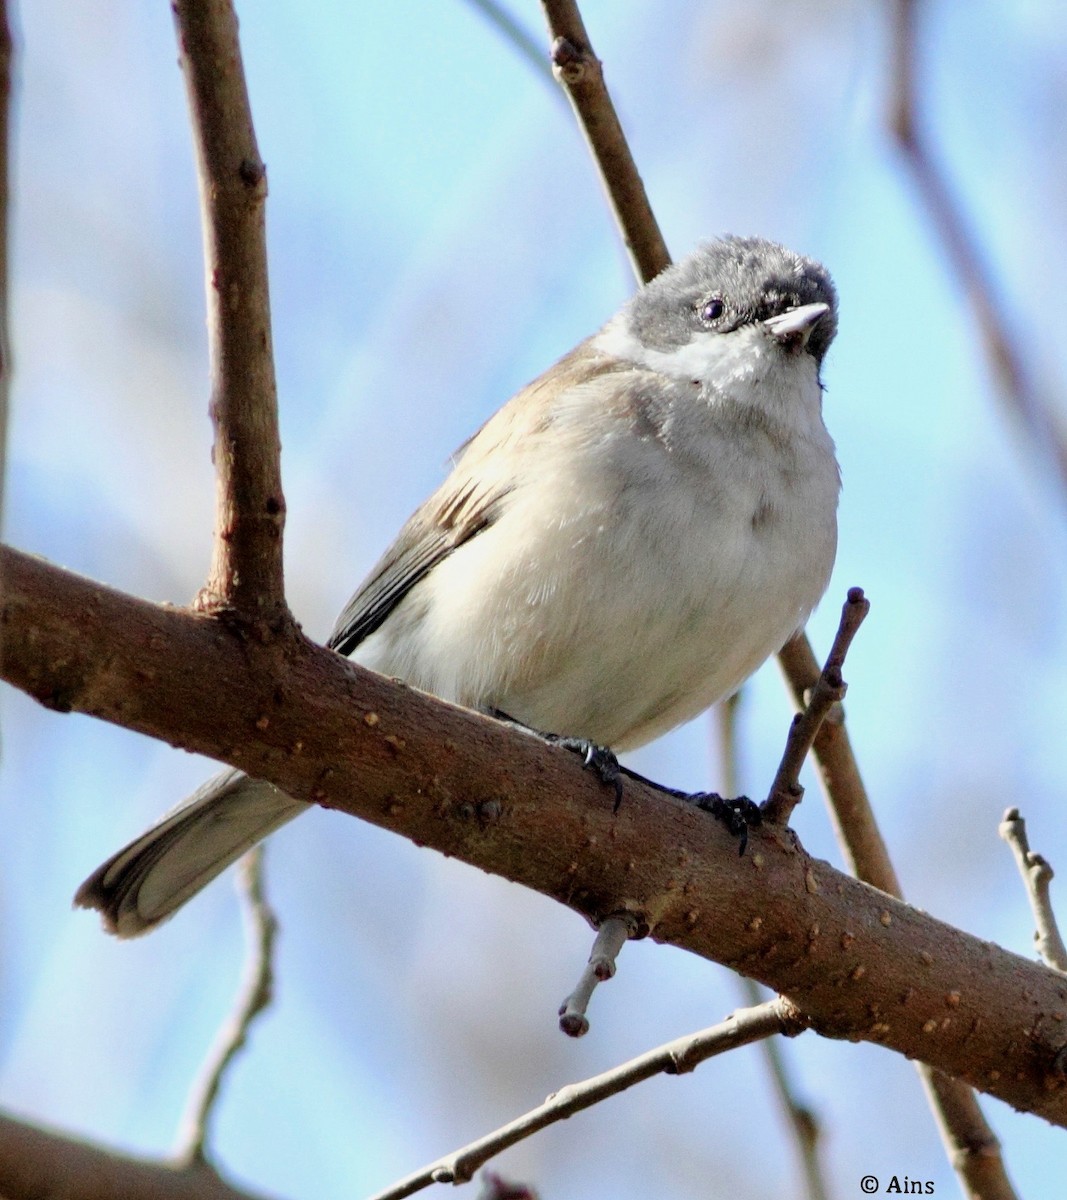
[355,330,839,750]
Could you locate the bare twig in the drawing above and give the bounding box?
[919,1068,1015,1200]
[763,587,869,825]
[369,999,799,1200]
[999,808,1067,973]
[717,698,831,1200]
[775,633,899,889]
[557,914,634,1037]
[0,0,12,536]
[176,848,279,1166]
[172,0,287,617]
[715,691,744,798]
[538,0,669,282]
[888,0,1067,502]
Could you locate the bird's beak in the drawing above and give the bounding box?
[763,302,830,347]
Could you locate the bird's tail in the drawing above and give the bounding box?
[74,768,306,937]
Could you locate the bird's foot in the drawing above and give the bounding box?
[688,792,762,854]
[552,737,624,810]
[487,710,624,810]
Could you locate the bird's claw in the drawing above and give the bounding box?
[689,792,762,854]
[555,737,624,811]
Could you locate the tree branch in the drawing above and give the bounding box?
[781,625,1016,1200]
[1000,808,1067,974]
[369,999,798,1200]
[173,0,286,616]
[718,698,831,1200]
[781,613,1016,1199]
[0,0,12,534]
[763,587,869,824]
[557,913,635,1036]
[176,847,280,1165]
[538,0,669,281]
[5,543,1067,1126]
[888,0,1067,503]
[776,633,897,889]
[0,1110,277,1200]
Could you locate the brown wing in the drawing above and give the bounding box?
[327,339,621,658]
[327,474,509,656]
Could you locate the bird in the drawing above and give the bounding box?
[76,235,840,937]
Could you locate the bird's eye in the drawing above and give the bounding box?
[699,296,725,324]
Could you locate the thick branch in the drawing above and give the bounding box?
[173,0,286,614]
[0,1110,275,1200]
[5,544,1067,1125]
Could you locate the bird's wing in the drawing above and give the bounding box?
[327,471,510,656]
[327,339,620,658]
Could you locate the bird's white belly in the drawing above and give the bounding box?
[355,426,837,750]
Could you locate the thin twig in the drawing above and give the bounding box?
[888,0,1067,503]
[717,698,831,1200]
[368,999,800,1200]
[172,0,287,617]
[175,848,279,1166]
[775,632,899,889]
[763,587,869,825]
[0,0,12,536]
[538,0,669,282]
[557,914,634,1037]
[999,808,1067,973]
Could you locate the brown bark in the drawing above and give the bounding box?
[0,1110,275,1200]
[5,542,1067,1126]
[173,0,286,616]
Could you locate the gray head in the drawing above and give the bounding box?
[623,236,838,368]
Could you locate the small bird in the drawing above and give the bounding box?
[76,235,840,936]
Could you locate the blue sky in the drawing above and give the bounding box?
[4,2,1067,1198]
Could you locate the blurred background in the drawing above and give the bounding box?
[3,1,1067,1196]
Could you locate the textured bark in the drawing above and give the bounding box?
[174,0,286,615]
[4,542,1067,1126]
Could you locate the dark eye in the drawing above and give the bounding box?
[699,296,725,324]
